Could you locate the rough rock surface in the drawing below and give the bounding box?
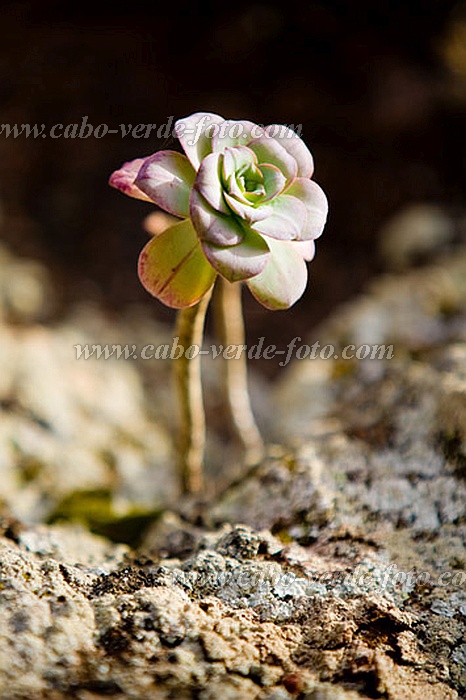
[0,243,465,698]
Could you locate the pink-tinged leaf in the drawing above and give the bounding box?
[174,112,225,170]
[138,219,216,308]
[285,178,328,240]
[135,151,195,218]
[194,152,229,214]
[247,135,298,182]
[222,146,262,204]
[259,163,287,201]
[264,125,314,178]
[190,189,244,247]
[293,240,316,261]
[212,120,264,152]
[201,227,270,282]
[246,237,308,310]
[224,171,244,202]
[109,158,153,201]
[222,145,257,182]
[223,192,271,223]
[251,194,307,240]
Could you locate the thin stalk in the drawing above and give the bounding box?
[214,278,264,465]
[174,291,211,494]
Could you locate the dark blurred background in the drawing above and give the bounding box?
[1,0,466,375]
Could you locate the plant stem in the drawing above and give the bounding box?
[214,278,264,465]
[174,291,212,494]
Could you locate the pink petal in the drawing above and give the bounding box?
[293,240,316,261]
[135,151,196,218]
[264,125,314,178]
[247,135,298,182]
[109,158,153,202]
[222,145,258,181]
[251,194,308,241]
[201,228,270,282]
[194,152,229,214]
[258,163,287,201]
[246,237,308,310]
[212,120,264,152]
[285,178,328,240]
[190,189,244,247]
[174,112,225,170]
[224,192,271,223]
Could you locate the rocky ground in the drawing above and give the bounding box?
[0,240,465,699]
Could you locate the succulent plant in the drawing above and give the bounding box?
[110,112,327,310]
[110,112,328,493]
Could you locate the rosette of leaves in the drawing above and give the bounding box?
[110,112,328,310]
